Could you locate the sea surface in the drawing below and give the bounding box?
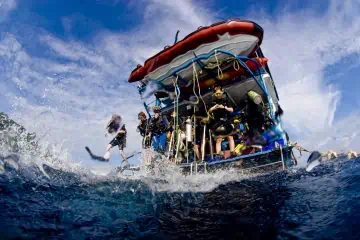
[0,154,360,240]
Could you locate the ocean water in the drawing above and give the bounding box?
[0,154,360,240]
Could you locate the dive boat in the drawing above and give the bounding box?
[128,19,296,174]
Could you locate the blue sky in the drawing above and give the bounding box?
[0,0,359,173]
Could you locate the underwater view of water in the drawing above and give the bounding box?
[1,152,360,240]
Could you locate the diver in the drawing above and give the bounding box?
[103,114,129,168]
[137,111,153,166]
[208,86,235,155]
[149,106,169,153]
[244,90,271,134]
[193,117,208,161]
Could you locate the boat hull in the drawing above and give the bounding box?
[129,20,263,84]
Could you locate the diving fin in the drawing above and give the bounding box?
[85,146,109,162]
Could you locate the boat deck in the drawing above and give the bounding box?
[178,146,294,174]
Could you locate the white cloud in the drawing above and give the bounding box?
[0,0,16,23]
[0,0,213,174]
[251,0,360,152]
[1,0,360,174]
[303,113,360,152]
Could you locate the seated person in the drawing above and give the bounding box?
[208,86,235,154]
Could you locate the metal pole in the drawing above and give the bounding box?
[175,130,181,160]
[209,129,214,160]
[167,131,174,161]
[201,124,206,161]
[193,107,196,161]
[186,138,189,163]
[280,145,285,170]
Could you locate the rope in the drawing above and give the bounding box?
[175,76,180,131]
[233,59,240,71]
[167,130,174,161]
[188,63,200,105]
[233,55,275,119]
[172,75,182,161]
[192,62,209,115]
[214,50,224,80]
[151,49,276,122]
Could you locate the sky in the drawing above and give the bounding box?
[0,0,359,173]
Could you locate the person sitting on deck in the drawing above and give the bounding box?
[137,111,153,166]
[103,114,129,167]
[208,86,235,155]
[149,106,169,153]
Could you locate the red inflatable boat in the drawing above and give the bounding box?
[128,19,264,85]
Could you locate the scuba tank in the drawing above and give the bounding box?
[247,90,272,127]
[234,143,246,155]
[185,117,192,142]
[247,90,262,105]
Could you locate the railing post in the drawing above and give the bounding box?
[280,144,285,170]
[201,125,206,161]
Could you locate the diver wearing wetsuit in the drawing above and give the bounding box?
[137,111,152,148]
[209,86,235,154]
[149,106,168,153]
[243,90,274,142]
[103,114,128,167]
[137,111,153,166]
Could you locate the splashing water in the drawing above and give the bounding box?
[1,113,360,239]
[1,133,360,240]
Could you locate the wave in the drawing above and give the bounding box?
[1,153,359,239]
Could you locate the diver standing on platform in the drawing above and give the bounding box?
[149,106,169,154]
[137,111,153,165]
[209,86,235,154]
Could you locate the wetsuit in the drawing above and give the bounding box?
[244,98,269,137]
[210,96,234,136]
[137,119,152,148]
[108,124,127,150]
[149,115,168,153]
